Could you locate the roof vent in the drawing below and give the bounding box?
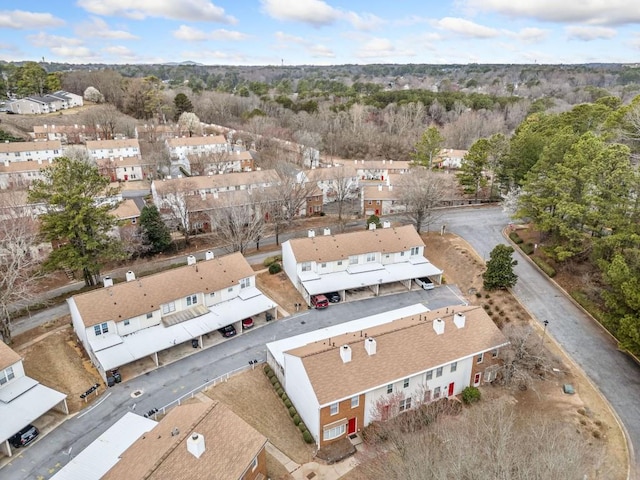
[187,433,205,458]
[340,345,352,363]
[125,270,135,282]
[103,276,113,288]
[454,312,466,329]
[433,318,445,335]
[171,427,180,436]
[365,337,376,356]
[187,255,196,266]
[205,250,214,260]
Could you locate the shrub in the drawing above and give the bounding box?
[273,382,281,390]
[269,263,282,274]
[263,256,276,267]
[293,414,301,425]
[509,231,524,244]
[485,293,490,298]
[520,242,535,255]
[299,422,307,432]
[532,257,556,277]
[462,386,481,404]
[475,292,482,298]
[270,376,278,385]
[302,431,314,443]
[289,406,297,417]
[284,399,292,408]
[276,387,284,396]
[267,371,275,380]
[263,364,272,374]
[281,392,288,401]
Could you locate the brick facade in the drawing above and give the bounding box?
[318,393,365,448]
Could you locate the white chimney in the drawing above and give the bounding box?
[433,318,445,335]
[383,221,391,229]
[378,184,382,191]
[187,433,206,459]
[205,250,214,260]
[368,222,376,231]
[187,255,196,266]
[382,159,386,164]
[453,312,466,329]
[308,229,316,238]
[388,185,393,191]
[125,270,135,282]
[103,276,113,288]
[340,345,352,363]
[365,337,377,356]
[323,228,331,236]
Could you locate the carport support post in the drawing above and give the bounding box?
[199,334,203,349]
[152,352,159,367]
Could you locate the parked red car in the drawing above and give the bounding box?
[242,317,254,329]
[311,294,329,309]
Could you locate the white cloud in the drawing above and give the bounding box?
[516,27,549,43]
[309,44,335,57]
[262,0,381,30]
[463,0,640,26]
[27,32,84,48]
[75,17,138,40]
[393,15,431,27]
[261,0,340,26]
[49,46,95,60]
[0,10,64,29]
[77,0,236,24]
[566,26,616,41]
[355,37,415,59]
[274,31,307,45]
[435,17,499,38]
[102,45,137,57]
[273,31,335,58]
[173,25,250,41]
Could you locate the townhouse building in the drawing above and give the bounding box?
[297,166,359,204]
[165,135,229,162]
[266,304,508,448]
[362,183,403,216]
[282,224,442,305]
[0,342,68,458]
[67,252,277,381]
[7,91,83,115]
[0,140,62,164]
[85,138,141,160]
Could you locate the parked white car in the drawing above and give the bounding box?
[415,277,434,290]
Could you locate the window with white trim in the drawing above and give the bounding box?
[227,287,233,292]
[124,319,130,326]
[410,246,420,256]
[451,362,457,373]
[351,396,359,408]
[240,277,251,289]
[477,352,484,364]
[434,386,441,399]
[492,349,498,358]
[93,322,109,335]
[162,302,176,314]
[387,383,393,394]
[399,397,412,412]
[337,260,343,266]
[436,366,443,377]
[329,403,339,415]
[301,262,311,272]
[366,253,376,262]
[0,366,15,385]
[403,378,410,388]
[146,312,153,319]
[186,294,197,306]
[323,423,346,441]
[251,456,258,471]
[426,370,433,380]
[349,255,358,265]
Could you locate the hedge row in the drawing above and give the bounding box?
[508,231,524,244]
[520,242,535,255]
[263,364,314,444]
[532,257,556,277]
[263,255,283,267]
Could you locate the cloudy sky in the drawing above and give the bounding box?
[1,0,639,65]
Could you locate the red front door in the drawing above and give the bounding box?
[448,382,454,397]
[348,417,357,434]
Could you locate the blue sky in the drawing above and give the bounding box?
[1,0,639,65]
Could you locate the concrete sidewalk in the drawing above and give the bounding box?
[265,441,360,480]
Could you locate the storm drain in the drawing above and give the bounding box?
[131,389,144,398]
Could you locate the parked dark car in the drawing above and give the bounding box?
[10,425,39,448]
[325,292,341,303]
[242,317,254,329]
[218,325,237,337]
[311,294,329,309]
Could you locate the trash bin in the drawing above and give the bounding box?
[107,376,115,387]
[191,339,199,348]
[113,372,122,383]
[266,312,273,322]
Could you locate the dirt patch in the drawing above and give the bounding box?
[204,368,314,465]
[14,326,104,413]
[11,315,71,347]
[266,451,294,480]
[256,271,307,316]
[316,437,356,464]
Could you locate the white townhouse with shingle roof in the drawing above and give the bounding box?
[67,252,278,381]
[281,224,443,305]
[266,304,509,448]
[85,138,141,160]
[0,342,68,458]
[165,135,229,161]
[0,140,63,164]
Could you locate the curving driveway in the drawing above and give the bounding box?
[443,206,639,477]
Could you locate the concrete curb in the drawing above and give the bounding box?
[503,228,636,480]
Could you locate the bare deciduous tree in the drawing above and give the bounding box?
[399,168,448,233]
[178,111,202,137]
[0,198,45,343]
[155,179,195,245]
[210,195,266,254]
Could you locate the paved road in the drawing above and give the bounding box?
[5,205,640,479]
[442,206,640,477]
[1,287,465,480]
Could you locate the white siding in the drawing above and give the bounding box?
[283,354,321,443]
[281,241,298,288]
